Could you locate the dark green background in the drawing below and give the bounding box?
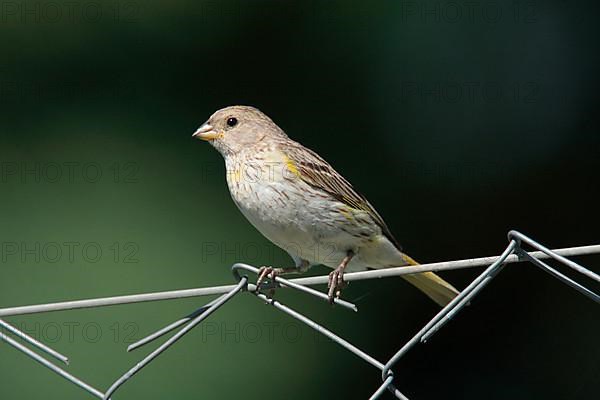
[1,1,599,399]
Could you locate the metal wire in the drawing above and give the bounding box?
[0,231,598,399]
[1,243,598,318]
[509,231,600,283]
[103,278,248,400]
[0,318,69,364]
[377,240,518,395]
[250,291,408,400]
[127,297,221,352]
[0,331,105,399]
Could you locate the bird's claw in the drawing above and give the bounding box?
[327,268,347,303]
[256,266,279,297]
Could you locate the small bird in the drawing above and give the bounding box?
[193,106,459,306]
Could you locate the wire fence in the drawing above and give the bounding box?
[1,230,599,399]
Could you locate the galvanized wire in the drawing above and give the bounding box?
[0,331,105,399]
[103,278,248,400]
[1,243,598,318]
[0,231,598,399]
[0,318,69,365]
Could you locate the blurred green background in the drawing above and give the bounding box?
[1,0,599,399]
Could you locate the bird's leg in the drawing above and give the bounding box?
[256,260,310,296]
[328,250,354,302]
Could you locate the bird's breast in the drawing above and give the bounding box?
[225,151,304,235]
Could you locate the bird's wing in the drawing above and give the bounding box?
[282,141,402,250]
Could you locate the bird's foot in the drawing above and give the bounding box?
[327,267,347,303]
[256,266,278,292]
[327,251,354,303]
[256,266,288,297]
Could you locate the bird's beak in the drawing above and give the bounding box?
[192,123,221,141]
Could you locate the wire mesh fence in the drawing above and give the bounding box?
[1,230,599,399]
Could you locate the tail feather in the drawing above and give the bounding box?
[400,255,459,307]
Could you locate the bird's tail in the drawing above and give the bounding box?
[400,255,459,307]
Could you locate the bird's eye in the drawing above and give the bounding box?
[227,117,238,127]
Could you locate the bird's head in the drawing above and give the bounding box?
[193,105,286,156]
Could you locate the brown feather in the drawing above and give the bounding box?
[281,140,402,251]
